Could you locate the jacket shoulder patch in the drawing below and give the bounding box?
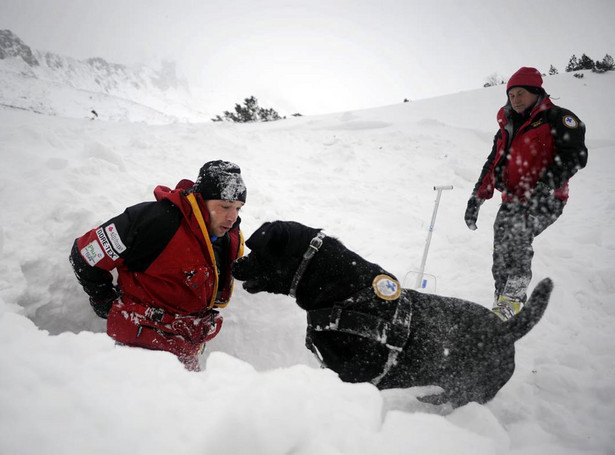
[96,227,120,261]
[563,115,579,129]
[81,240,105,266]
[105,223,127,254]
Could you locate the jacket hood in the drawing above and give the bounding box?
[153,179,194,201]
[152,180,211,224]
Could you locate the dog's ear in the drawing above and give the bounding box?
[245,221,290,256]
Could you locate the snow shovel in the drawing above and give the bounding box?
[403,185,453,291]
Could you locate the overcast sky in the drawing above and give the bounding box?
[2,0,614,115]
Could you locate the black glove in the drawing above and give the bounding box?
[89,286,121,319]
[464,196,483,230]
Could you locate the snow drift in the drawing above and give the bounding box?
[1,64,614,454]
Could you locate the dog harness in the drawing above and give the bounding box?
[306,287,413,386]
[291,231,413,386]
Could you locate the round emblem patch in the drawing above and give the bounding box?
[372,274,402,300]
[563,115,578,129]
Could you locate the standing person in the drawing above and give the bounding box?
[464,67,587,321]
[70,160,247,370]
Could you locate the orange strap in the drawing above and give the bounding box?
[216,229,244,308]
[186,193,218,310]
[238,230,244,258]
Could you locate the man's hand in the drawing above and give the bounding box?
[464,196,483,230]
[89,286,120,319]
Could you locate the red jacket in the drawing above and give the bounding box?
[73,180,243,315]
[473,95,587,203]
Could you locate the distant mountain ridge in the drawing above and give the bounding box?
[0,29,39,65]
[0,29,208,123]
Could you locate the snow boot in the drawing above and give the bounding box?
[492,295,523,321]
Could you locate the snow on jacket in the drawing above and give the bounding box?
[472,95,588,203]
[71,179,243,316]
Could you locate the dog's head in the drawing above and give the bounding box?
[232,221,322,295]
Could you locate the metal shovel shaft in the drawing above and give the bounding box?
[415,185,453,289]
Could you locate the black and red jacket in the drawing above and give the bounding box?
[473,95,588,203]
[71,180,243,316]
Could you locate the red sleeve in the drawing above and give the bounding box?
[76,224,125,271]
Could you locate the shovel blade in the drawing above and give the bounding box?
[402,271,437,292]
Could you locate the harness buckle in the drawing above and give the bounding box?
[304,231,325,259]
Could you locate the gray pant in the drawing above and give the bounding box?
[492,197,564,303]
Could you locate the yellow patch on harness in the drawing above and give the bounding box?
[372,274,402,300]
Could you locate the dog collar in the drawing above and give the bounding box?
[289,231,326,298]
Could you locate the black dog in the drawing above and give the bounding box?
[232,221,552,407]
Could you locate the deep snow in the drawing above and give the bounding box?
[0,70,614,455]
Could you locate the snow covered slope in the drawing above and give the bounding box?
[0,66,613,454]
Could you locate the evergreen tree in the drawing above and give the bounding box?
[594,54,615,73]
[565,54,580,72]
[549,65,558,75]
[579,53,595,70]
[212,96,283,123]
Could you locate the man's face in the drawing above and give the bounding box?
[508,87,539,114]
[205,199,244,237]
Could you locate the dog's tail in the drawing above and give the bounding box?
[498,278,553,343]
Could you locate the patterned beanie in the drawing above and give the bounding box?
[193,160,247,202]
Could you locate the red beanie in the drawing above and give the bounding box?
[506,67,543,93]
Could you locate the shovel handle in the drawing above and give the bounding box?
[415,185,453,289]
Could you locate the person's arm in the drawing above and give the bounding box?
[69,200,183,317]
[69,202,150,318]
[472,131,501,199]
[69,239,119,318]
[465,132,500,230]
[69,206,138,318]
[540,107,588,189]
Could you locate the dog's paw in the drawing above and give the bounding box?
[417,393,450,406]
[381,386,453,415]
